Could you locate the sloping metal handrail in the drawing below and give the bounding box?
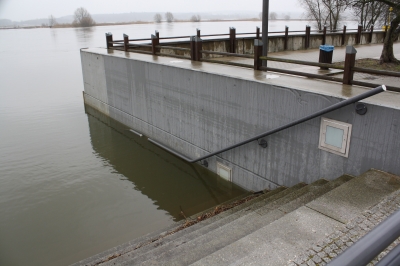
[329,208,400,266]
[149,85,386,163]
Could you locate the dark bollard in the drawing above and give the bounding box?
[356,24,362,44]
[254,39,263,70]
[230,27,236,53]
[194,36,202,61]
[322,25,327,45]
[155,30,159,39]
[105,33,113,49]
[151,34,159,55]
[342,25,347,46]
[256,27,260,40]
[284,26,289,50]
[190,36,196,61]
[369,25,374,43]
[305,25,311,49]
[343,46,357,85]
[196,28,200,38]
[123,34,129,52]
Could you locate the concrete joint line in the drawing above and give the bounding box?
[305,206,346,224]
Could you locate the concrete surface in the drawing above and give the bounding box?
[307,169,400,223]
[82,45,400,192]
[192,206,343,266]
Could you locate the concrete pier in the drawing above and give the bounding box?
[81,47,400,191]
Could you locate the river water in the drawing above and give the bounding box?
[0,20,357,266]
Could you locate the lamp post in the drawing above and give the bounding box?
[262,0,269,66]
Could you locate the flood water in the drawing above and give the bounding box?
[0,20,357,266]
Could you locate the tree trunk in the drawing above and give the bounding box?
[380,14,400,64]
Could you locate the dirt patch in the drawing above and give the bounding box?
[334,58,400,72]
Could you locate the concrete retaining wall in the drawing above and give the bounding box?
[81,49,400,191]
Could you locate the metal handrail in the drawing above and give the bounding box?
[329,208,400,266]
[149,85,386,163]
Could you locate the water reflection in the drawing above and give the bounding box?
[85,105,247,221]
[74,27,94,45]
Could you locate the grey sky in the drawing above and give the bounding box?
[0,0,302,21]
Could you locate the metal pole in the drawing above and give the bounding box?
[262,0,269,66]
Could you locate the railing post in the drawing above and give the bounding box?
[322,25,327,45]
[256,27,260,40]
[369,25,374,43]
[194,36,202,61]
[230,27,236,53]
[151,34,159,55]
[190,36,196,61]
[284,26,289,50]
[305,25,311,49]
[254,39,263,70]
[343,46,357,85]
[196,28,200,38]
[155,30,159,39]
[105,33,113,49]
[123,34,129,52]
[342,25,347,46]
[356,24,362,44]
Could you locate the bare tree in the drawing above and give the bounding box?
[154,13,162,23]
[73,7,95,27]
[165,12,174,23]
[299,0,350,30]
[351,0,386,30]
[269,12,278,20]
[284,13,291,20]
[191,14,201,22]
[48,15,57,27]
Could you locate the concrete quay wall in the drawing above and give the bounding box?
[81,48,400,191]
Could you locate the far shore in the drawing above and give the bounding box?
[0,18,326,30]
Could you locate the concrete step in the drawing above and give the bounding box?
[98,186,293,265]
[105,186,307,265]
[192,170,400,265]
[306,169,400,223]
[190,175,354,266]
[136,179,340,265]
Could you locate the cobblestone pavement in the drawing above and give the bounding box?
[287,190,400,266]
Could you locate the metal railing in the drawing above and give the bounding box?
[149,85,386,165]
[329,208,400,266]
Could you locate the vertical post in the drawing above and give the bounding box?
[256,27,260,40]
[262,0,269,66]
[123,34,129,52]
[230,27,236,53]
[369,25,374,43]
[196,28,200,38]
[356,24,362,45]
[254,40,263,70]
[343,46,357,85]
[151,34,159,55]
[322,25,327,45]
[305,25,311,49]
[342,25,347,46]
[155,30,159,39]
[190,36,196,61]
[194,36,202,61]
[284,26,289,50]
[105,33,113,49]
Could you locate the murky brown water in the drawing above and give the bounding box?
[0,20,358,266]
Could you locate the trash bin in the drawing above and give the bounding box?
[319,45,334,70]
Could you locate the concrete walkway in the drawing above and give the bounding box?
[219,42,400,88]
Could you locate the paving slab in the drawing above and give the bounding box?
[191,206,343,266]
[306,169,400,223]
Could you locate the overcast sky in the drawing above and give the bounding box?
[0,0,302,21]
